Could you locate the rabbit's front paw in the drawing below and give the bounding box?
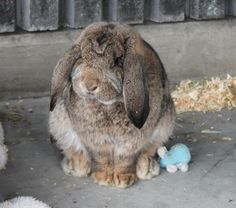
[92,170,113,186]
[61,153,91,177]
[136,155,160,180]
[113,172,137,188]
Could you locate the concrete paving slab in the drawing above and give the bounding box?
[0,97,235,208]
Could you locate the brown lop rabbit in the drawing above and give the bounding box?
[49,22,175,188]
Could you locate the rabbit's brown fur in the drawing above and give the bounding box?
[49,22,175,188]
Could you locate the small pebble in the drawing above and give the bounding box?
[192,138,198,142]
[28,108,33,113]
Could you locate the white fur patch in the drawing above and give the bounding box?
[150,125,171,145]
[150,112,175,145]
[115,145,126,156]
[106,71,122,93]
[1,196,51,208]
[49,101,86,153]
[0,122,8,170]
[98,98,121,106]
[63,130,84,152]
[0,145,8,170]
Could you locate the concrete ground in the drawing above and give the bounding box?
[0,96,235,208]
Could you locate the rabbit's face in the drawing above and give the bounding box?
[58,23,150,128]
[71,56,124,105]
[50,23,151,128]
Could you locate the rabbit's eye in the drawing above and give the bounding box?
[96,33,108,46]
[114,56,123,67]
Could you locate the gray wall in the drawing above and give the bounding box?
[0,1,236,100]
[0,0,236,33]
[0,19,236,100]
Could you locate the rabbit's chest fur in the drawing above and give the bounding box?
[65,69,164,153]
[68,93,145,147]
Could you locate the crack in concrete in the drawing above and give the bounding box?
[201,155,228,180]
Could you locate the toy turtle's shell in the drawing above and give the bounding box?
[160,144,191,168]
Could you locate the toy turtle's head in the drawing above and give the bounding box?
[160,155,173,168]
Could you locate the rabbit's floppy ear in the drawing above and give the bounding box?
[123,36,150,129]
[50,44,81,111]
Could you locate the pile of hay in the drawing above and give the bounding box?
[171,75,236,114]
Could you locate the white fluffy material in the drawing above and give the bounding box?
[1,196,51,208]
[0,122,8,170]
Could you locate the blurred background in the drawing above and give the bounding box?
[0,0,236,100]
[1,0,235,31]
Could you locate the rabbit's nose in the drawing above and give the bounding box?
[84,80,98,92]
